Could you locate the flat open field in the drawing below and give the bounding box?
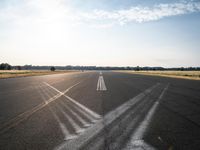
[0,70,78,79]
[118,70,200,80]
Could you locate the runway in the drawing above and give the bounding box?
[0,71,200,150]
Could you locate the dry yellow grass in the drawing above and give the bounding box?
[0,70,78,79]
[118,70,200,80]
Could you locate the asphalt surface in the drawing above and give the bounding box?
[0,71,200,150]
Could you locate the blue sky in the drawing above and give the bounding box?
[0,0,200,67]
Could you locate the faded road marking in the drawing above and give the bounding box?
[56,83,160,150]
[123,84,169,150]
[0,82,81,135]
[55,103,85,134]
[44,82,101,120]
[40,84,96,141]
[60,101,91,128]
[38,85,76,141]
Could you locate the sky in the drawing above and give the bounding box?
[0,0,200,67]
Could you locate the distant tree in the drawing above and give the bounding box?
[0,63,12,70]
[17,66,21,70]
[180,67,184,71]
[0,64,3,70]
[65,65,72,70]
[188,67,193,71]
[135,66,140,71]
[50,66,56,71]
[24,65,33,70]
[7,65,11,70]
[126,66,131,70]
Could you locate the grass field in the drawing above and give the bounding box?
[119,70,200,80]
[0,70,78,79]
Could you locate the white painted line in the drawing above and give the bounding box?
[38,86,77,141]
[67,102,99,123]
[100,76,107,91]
[50,108,77,141]
[60,122,78,141]
[53,111,77,141]
[56,83,159,150]
[44,82,101,120]
[97,77,100,91]
[60,101,91,128]
[96,76,107,91]
[45,88,98,123]
[123,84,169,150]
[0,82,81,135]
[55,103,85,134]
[103,83,159,125]
[37,84,51,104]
[124,140,155,150]
[99,76,102,90]
[64,95,101,120]
[99,71,102,75]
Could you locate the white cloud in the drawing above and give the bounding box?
[78,1,200,26]
[0,0,200,28]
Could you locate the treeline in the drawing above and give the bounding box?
[0,63,12,70]
[0,63,200,71]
